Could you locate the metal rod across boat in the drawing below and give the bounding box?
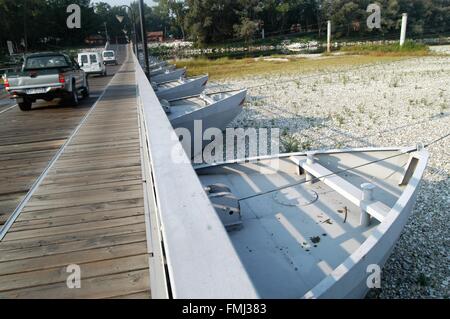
[238,147,419,202]
[238,132,450,202]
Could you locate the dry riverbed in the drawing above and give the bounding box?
[208,52,450,298]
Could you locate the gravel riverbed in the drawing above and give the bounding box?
[208,51,450,298]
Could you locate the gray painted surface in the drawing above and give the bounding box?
[151,68,186,83]
[195,148,428,298]
[134,55,259,299]
[155,75,208,100]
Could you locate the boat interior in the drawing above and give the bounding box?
[163,92,233,119]
[195,149,418,298]
[156,75,206,91]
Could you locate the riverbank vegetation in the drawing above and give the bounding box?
[341,41,430,56]
[174,54,407,80]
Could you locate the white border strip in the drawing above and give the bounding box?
[0,48,129,241]
[136,80,169,298]
[0,104,16,115]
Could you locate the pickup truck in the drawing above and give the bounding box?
[4,52,89,111]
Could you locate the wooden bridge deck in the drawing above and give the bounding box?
[0,50,152,298]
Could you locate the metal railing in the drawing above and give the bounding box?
[133,53,258,298]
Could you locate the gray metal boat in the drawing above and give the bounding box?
[149,60,168,69]
[151,68,187,83]
[153,75,209,100]
[161,89,246,156]
[194,146,428,298]
[150,64,176,77]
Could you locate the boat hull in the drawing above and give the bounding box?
[194,148,429,299]
[156,75,209,100]
[149,61,168,69]
[150,65,176,76]
[151,68,187,83]
[170,90,246,158]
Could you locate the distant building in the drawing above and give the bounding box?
[148,31,164,42]
[352,21,361,32]
[85,35,105,45]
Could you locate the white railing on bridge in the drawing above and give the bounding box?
[133,54,258,299]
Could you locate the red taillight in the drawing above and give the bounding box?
[58,73,65,84]
[3,77,9,89]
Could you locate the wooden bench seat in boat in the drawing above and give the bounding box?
[290,155,391,224]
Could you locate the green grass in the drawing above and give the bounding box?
[174,54,407,80]
[340,41,430,56]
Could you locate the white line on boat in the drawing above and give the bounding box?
[0,50,129,241]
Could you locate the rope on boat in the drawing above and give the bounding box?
[425,132,450,148]
[238,132,450,202]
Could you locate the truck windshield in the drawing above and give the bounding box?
[103,51,114,57]
[25,55,69,70]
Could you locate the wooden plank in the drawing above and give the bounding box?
[20,197,143,218]
[0,231,147,262]
[33,179,142,196]
[41,166,142,186]
[10,206,144,232]
[0,269,150,299]
[23,185,143,211]
[0,269,149,299]
[50,158,141,174]
[0,139,65,154]
[0,222,146,251]
[0,55,126,226]
[0,46,152,299]
[0,242,148,277]
[4,215,145,241]
[111,291,151,299]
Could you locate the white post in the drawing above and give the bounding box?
[262,28,265,40]
[305,152,315,185]
[327,20,331,53]
[400,13,408,46]
[360,183,375,226]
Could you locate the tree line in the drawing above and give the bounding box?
[0,0,140,54]
[165,0,450,45]
[1,0,449,54]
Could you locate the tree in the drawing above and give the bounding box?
[234,17,259,42]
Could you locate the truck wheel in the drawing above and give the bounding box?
[82,79,90,99]
[18,100,32,111]
[69,85,79,106]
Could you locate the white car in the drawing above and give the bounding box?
[77,52,107,76]
[102,50,117,65]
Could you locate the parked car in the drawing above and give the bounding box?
[77,51,107,76]
[102,50,117,65]
[4,52,89,111]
